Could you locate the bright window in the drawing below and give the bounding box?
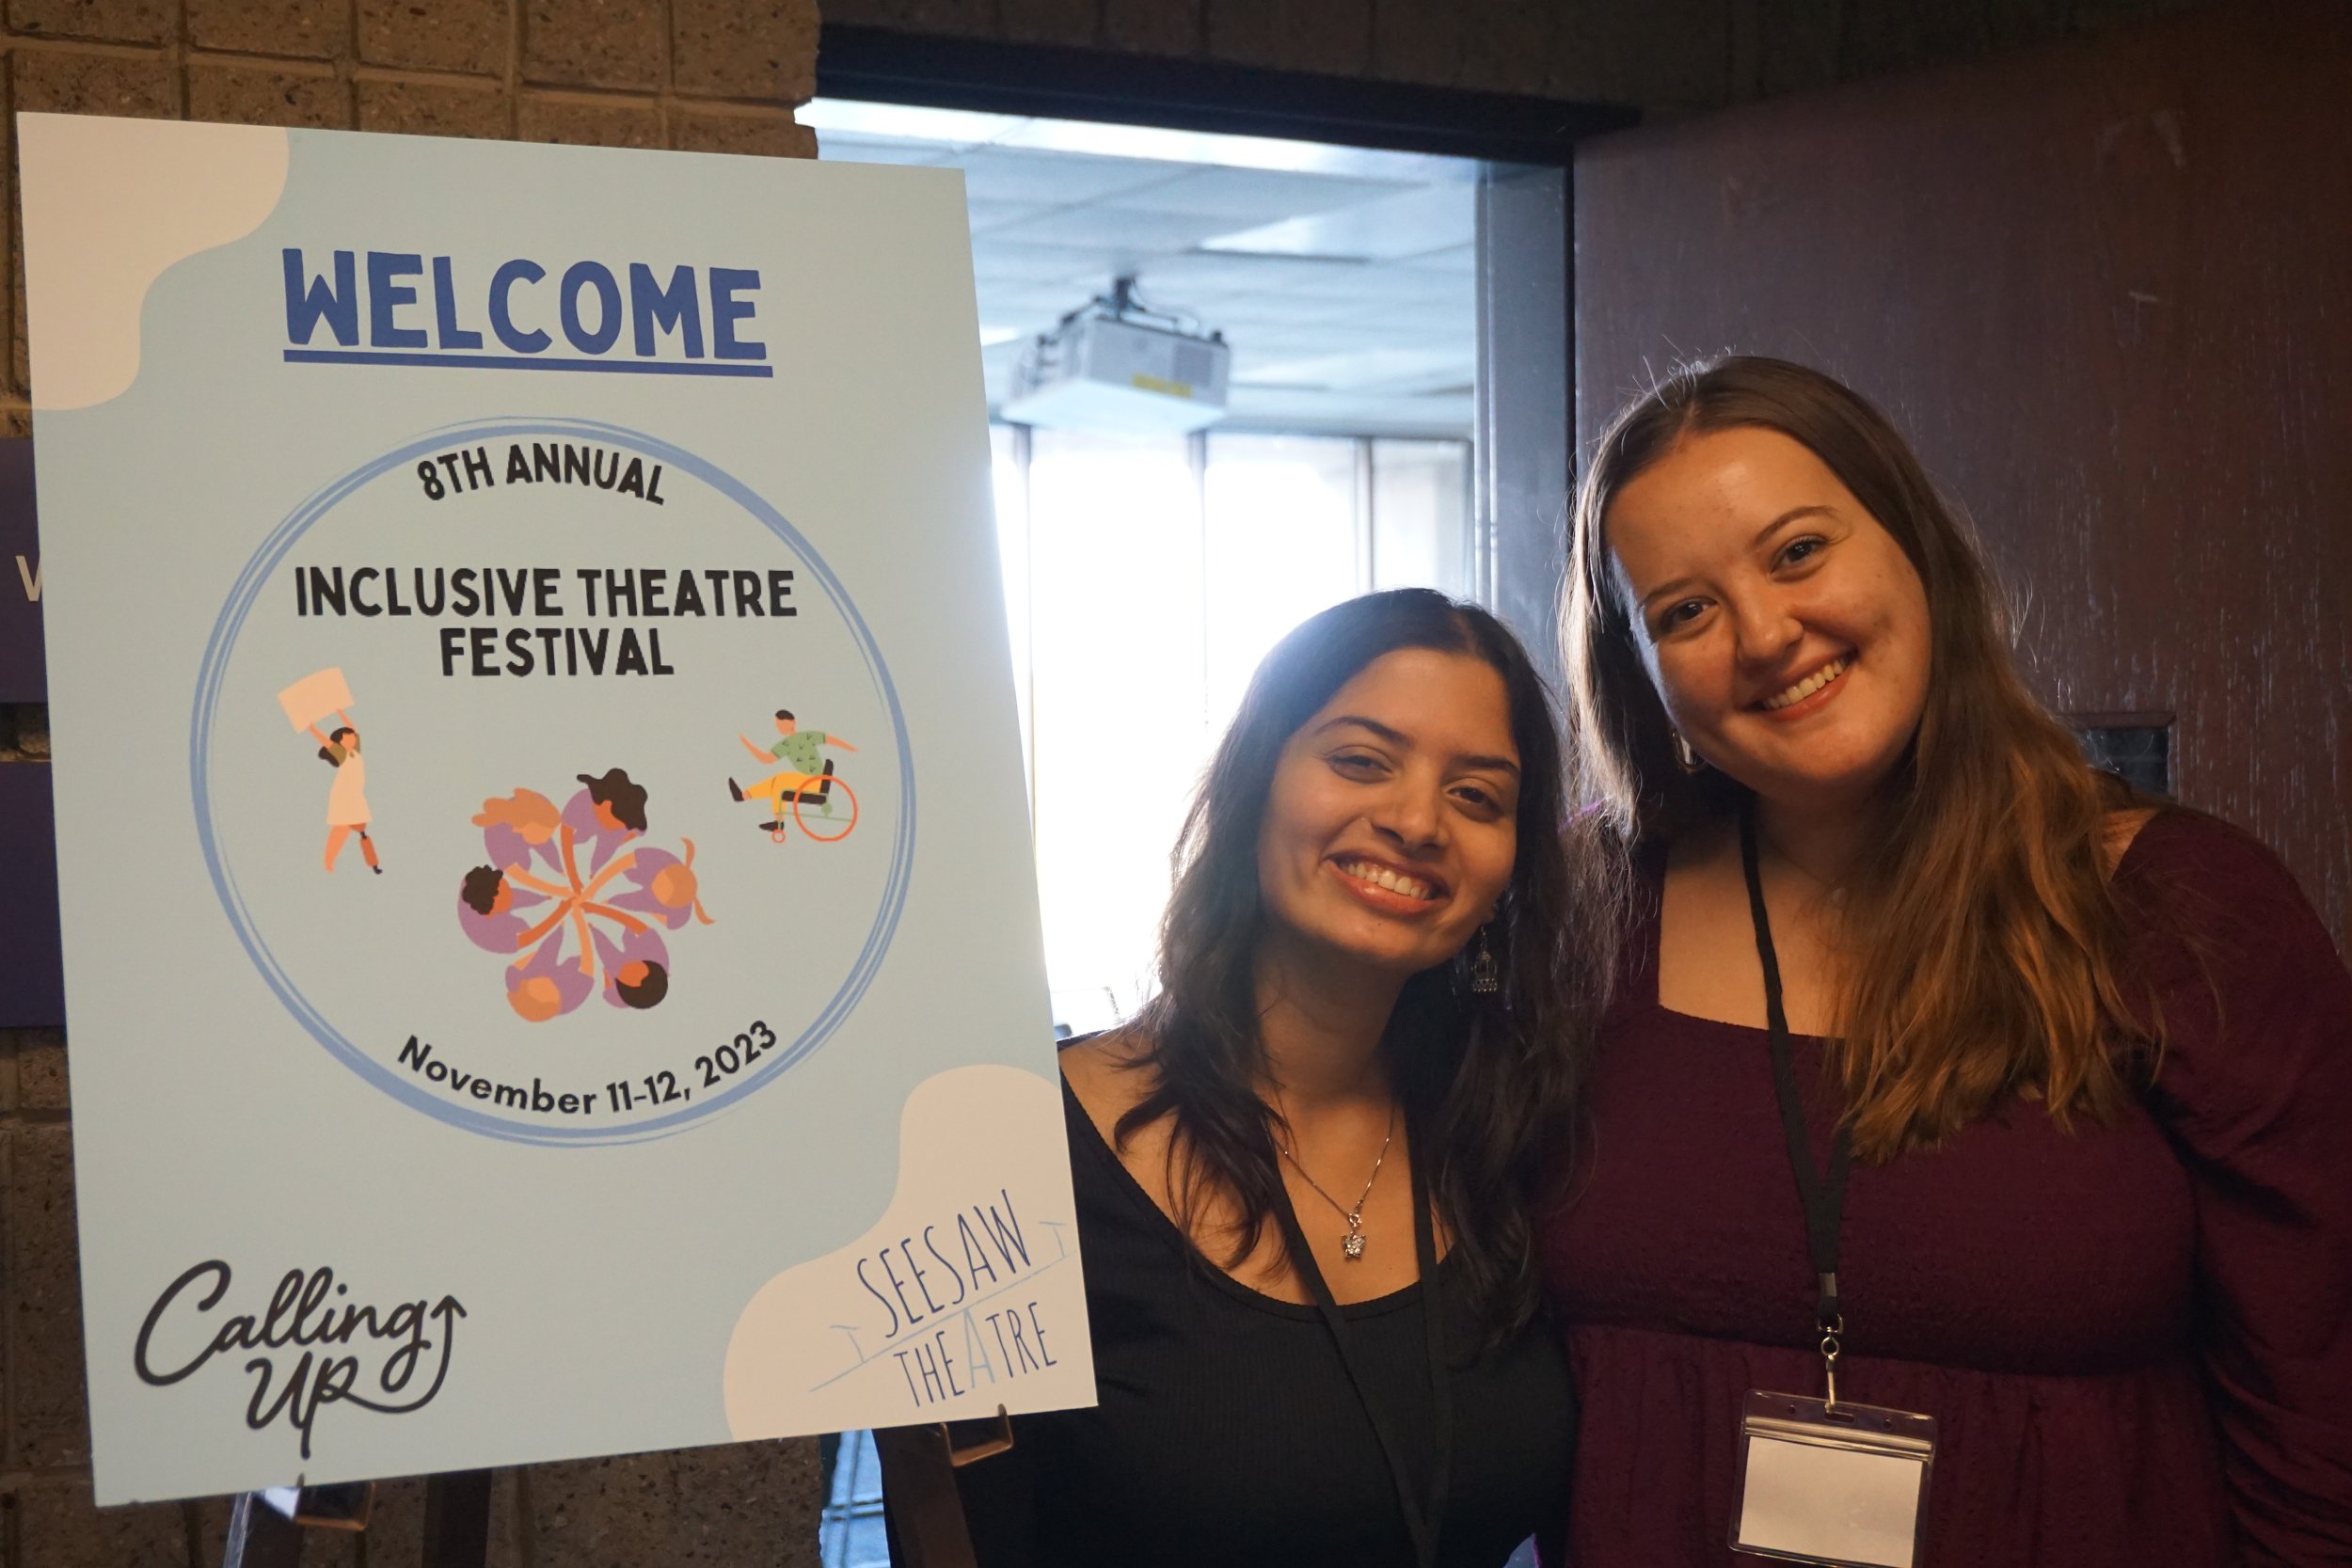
[990,427,1473,1034]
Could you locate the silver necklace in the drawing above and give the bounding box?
[1272,1094,1397,1261]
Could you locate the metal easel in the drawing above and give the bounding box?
[222,1472,492,1568]
[871,1408,1014,1568]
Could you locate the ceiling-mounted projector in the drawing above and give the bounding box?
[1000,277,1231,436]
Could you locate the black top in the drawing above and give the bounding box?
[950,1073,1576,1567]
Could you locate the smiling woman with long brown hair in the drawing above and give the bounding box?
[1545,356,2352,1567]
[944,588,1606,1567]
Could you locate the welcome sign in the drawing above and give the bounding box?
[21,114,1093,1503]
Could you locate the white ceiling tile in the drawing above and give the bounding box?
[966,198,1057,235]
[992,117,1470,184]
[798,99,1019,146]
[975,281,1102,318]
[988,205,1243,253]
[1118,166,1413,224]
[955,147,1195,206]
[1236,345,1468,391]
[972,242,1121,286]
[1203,184,1475,261]
[935,124,1482,436]
[1218,387,1473,439]
[816,135,958,168]
[1394,244,1477,275]
[1121,254,1292,296]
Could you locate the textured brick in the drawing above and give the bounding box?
[1202,0,1276,62]
[188,62,352,128]
[1742,0,1843,98]
[10,201,24,400]
[1291,0,1375,74]
[1458,0,1549,94]
[673,106,817,157]
[17,1024,67,1108]
[295,1473,525,1568]
[998,0,1096,46]
[6,0,171,44]
[1985,0,2074,49]
[11,1477,186,1568]
[18,701,50,757]
[518,92,663,148]
[10,46,178,119]
[357,0,511,75]
[8,1124,88,1466]
[1551,0,1730,111]
[669,1437,825,1566]
[526,1450,684,1567]
[895,0,1001,36]
[1842,0,1990,78]
[0,404,28,440]
[2,72,11,404]
[675,0,818,101]
[358,76,512,138]
[327,1498,531,1568]
[529,1441,823,1567]
[523,0,666,91]
[1101,0,1198,52]
[187,0,349,57]
[1370,0,1462,86]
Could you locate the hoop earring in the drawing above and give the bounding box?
[1469,926,1500,994]
[1670,729,1708,774]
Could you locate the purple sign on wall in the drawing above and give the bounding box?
[0,762,63,1026]
[0,440,40,703]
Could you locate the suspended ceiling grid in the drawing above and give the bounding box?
[804,100,1484,438]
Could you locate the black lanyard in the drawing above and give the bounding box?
[1740,801,1853,1344]
[1268,1132,1453,1568]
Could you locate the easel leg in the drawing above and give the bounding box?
[223,1493,304,1568]
[872,1424,972,1568]
[421,1471,494,1568]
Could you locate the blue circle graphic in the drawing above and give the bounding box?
[191,416,917,1146]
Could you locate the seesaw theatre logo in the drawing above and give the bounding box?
[135,1260,465,1460]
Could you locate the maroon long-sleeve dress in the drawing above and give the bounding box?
[1537,810,2352,1566]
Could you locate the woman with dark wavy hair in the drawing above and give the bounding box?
[1544,356,2352,1566]
[950,587,1605,1567]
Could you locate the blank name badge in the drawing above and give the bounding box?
[1731,1390,1937,1568]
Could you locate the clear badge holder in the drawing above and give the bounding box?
[1731,1388,1937,1568]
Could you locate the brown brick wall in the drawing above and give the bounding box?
[0,0,824,1560]
[818,0,2219,113]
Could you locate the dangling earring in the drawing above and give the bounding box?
[1670,729,1708,774]
[1470,926,1500,994]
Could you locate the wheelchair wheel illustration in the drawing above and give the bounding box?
[787,776,859,843]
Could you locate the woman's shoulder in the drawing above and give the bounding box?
[2113,806,2346,1024]
[2113,805,2320,929]
[1059,1028,1155,1122]
[1058,1028,1181,1176]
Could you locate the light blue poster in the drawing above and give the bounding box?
[20,113,1092,1504]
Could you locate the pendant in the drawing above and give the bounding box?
[1343,1216,1365,1260]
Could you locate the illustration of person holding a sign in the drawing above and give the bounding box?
[276,667,383,876]
[728,709,856,832]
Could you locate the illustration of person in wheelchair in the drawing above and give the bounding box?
[728,708,859,844]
